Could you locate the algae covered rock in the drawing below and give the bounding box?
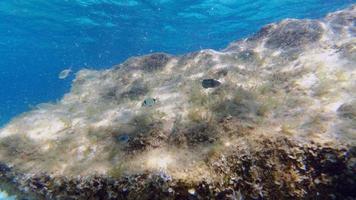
[337,102,356,119]
[0,5,356,200]
[265,20,323,50]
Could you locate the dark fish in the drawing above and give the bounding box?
[202,79,221,88]
[142,98,157,107]
[116,134,130,143]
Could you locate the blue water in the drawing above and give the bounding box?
[0,0,356,199]
[0,1,355,127]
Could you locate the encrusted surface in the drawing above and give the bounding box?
[0,5,355,200]
[1,136,355,200]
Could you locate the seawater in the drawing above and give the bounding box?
[0,0,355,199]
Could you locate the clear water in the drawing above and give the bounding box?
[0,0,355,199]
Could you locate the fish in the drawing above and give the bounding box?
[142,98,157,107]
[202,79,221,88]
[116,134,130,143]
[58,68,72,79]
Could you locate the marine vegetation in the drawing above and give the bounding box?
[0,5,355,200]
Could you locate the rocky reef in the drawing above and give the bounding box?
[0,5,355,200]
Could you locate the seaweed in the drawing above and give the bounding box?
[115,111,168,153]
[108,163,126,178]
[0,135,38,159]
[265,20,323,50]
[211,87,259,120]
[0,137,353,200]
[120,81,149,101]
[140,53,171,72]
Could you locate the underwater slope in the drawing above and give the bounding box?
[0,5,355,200]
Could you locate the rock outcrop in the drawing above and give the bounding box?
[0,5,355,200]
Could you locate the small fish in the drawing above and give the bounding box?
[142,98,157,107]
[116,134,130,143]
[58,68,72,79]
[202,79,221,88]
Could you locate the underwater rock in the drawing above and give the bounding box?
[339,41,356,62]
[0,5,355,200]
[120,82,149,101]
[0,137,354,200]
[201,79,221,88]
[123,53,172,72]
[337,102,356,119]
[140,53,171,72]
[325,5,356,35]
[265,20,323,50]
[125,128,168,152]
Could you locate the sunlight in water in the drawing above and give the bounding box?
[146,152,174,170]
[0,191,16,200]
[0,1,355,199]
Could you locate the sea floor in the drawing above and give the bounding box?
[0,4,355,200]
